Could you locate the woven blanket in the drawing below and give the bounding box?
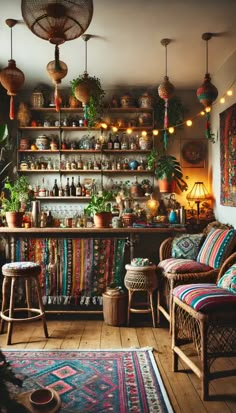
[16,238,126,306]
[4,349,173,413]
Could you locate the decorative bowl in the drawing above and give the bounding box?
[29,388,54,407]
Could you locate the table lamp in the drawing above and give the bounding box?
[186,181,211,224]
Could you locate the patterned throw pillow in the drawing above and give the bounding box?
[197,229,236,269]
[217,263,236,293]
[171,233,204,260]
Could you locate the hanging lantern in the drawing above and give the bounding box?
[196,33,218,142]
[0,19,25,120]
[158,38,175,149]
[46,45,68,111]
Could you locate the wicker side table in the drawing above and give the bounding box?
[124,264,157,327]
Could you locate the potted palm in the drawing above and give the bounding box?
[1,176,34,228]
[154,154,188,193]
[84,190,114,228]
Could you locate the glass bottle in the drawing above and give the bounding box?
[52,179,59,197]
[76,176,82,196]
[107,133,113,149]
[113,134,120,149]
[64,177,70,197]
[70,177,76,196]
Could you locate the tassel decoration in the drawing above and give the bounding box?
[9,95,15,120]
[54,83,61,112]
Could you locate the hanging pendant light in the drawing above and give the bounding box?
[197,33,218,107]
[0,19,25,120]
[158,38,175,149]
[46,45,68,112]
[196,33,218,142]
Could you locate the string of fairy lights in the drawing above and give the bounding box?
[99,78,236,139]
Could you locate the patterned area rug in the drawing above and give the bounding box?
[4,349,173,413]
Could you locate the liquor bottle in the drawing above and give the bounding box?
[113,134,120,149]
[81,183,86,197]
[107,133,113,149]
[70,177,76,196]
[52,179,59,196]
[76,176,82,196]
[64,177,70,196]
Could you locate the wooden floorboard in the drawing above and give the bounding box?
[1,318,236,413]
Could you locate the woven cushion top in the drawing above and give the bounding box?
[197,229,236,269]
[173,283,236,312]
[217,263,236,293]
[158,258,213,274]
[171,233,204,260]
[2,262,40,271]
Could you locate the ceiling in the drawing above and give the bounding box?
[0,0,236,95]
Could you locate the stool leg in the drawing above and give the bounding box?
[127,290,133,326]
[7,277,17,345]
[25,278,32,318]
[34,277,48,338]
[149,292,156,328]
[0,277,8,334]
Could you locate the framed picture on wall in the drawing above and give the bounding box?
[181,139,206,168]
[220,102,236,206]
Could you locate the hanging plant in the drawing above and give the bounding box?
[70,74,105,127]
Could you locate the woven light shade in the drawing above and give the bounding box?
[158,75,175,100]
[46,44,68,111]
[21,0,94,45]
[197,73,218,108]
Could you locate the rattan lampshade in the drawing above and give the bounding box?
[21,0,94,45]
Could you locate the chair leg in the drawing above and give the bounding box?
[7,277,16,345]
[34,277,48,338]
[172,300,178,372]
[149,292,156,328]
[25,278,32,318]
[201,320,209,401]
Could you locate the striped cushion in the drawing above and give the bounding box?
[173,283,236,312]
[197,229,236,269]
[158,258,212,274]
[217,263,236,293]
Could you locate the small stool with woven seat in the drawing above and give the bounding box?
[124,262,157,327]
[0,261,49,345]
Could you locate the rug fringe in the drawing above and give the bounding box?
[2,347,154,352]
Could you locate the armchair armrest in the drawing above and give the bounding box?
[159,237,173,261]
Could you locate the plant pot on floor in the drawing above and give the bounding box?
[93,212,112,228]
[5,211,24,228]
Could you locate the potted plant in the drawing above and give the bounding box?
[154,154,188,193]
[70,74,105,127]
[1,176,34,228]
[84,190,114,228]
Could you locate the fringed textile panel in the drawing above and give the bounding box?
[16,238,126,306]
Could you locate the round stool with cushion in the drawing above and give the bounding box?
[0,261,49,345]
[124,263,157,327]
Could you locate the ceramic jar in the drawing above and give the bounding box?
[36,135,49,150]
[138,92,153,108]
[120,93,134,108]
[139,134,152,150]
[31,91,44,108]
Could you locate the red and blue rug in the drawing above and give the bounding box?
[4,348,173,413]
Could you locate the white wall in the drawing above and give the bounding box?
[210,50,236,226]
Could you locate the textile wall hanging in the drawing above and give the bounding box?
[16,238,126,306]
[220,102,236,206]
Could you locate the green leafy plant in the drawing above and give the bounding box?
[1,176,34,213]
[146,149,158,170]
[154,154,188,191]
[70,74,105,127]
[84,190,114,216]
[0,124,12,192]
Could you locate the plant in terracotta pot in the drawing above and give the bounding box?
[70,74,105,127]
[84,190,114,228]
[1,176,34,228]
[154,154,188,193]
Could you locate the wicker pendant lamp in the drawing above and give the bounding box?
[196,33,218,142]
[0,19,25,120]
[46,45,68,111]
[158,38,175,149]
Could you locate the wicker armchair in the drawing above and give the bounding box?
[172,252,236,400]
[157,223,236,327]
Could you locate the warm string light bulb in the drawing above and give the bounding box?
[205,106,211,113]
[186,120,192,127]
[112,126,118,132]
[126,128,132,134]
[168,127,174,134]
[227,90,233,96]
[220,97,225,104]
[152,129,159,136]
[141,130,147,136]
[200,111,205,116]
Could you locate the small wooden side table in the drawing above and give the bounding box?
[124,264,157,327]
[16,389,61,413]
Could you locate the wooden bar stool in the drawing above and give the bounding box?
[124,263,157,327]
[0,261,48,345]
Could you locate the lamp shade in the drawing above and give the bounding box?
[186,181,211,202]
[197,73,218,107]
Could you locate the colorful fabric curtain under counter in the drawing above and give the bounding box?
[16,238,126,306]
